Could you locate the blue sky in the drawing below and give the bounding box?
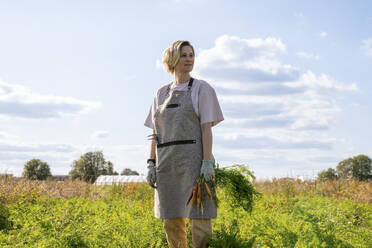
[0,0,371,180]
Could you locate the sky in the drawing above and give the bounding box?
[0,0,371,180]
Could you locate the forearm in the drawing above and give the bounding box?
[148,129,156,166]
[201,122,212,160]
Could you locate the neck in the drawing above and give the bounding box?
[174,72,191,84]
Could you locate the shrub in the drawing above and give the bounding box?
[317,168,338,181]
[0,204,12,231]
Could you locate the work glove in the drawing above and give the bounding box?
[146,165,157,188]
[200,160,215,182]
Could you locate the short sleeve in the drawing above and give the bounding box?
[144,85,169,129]
[198,82,224,126]
[144,98,156,129]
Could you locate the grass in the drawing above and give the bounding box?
[0,176,371,247]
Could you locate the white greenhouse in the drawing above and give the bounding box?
[94,175,147,185]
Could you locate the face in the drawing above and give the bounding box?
[174,45,194,73]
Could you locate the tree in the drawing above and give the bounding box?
[336,154,372,181]
[69,151,117,183]
[107,161,119,175]
[336,158,353,179]
[120,168,139,176]
[22,159,52,180]
[317,168,338,181]
[352,154,372,181]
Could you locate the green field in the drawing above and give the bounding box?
[0,178,371,248]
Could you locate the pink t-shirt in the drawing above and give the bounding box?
[144,78,224,129]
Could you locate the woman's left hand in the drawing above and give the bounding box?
[200,160,215,182]
[146,164,157,188]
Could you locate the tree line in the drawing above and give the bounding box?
[21,153,372,183]
[317,154,372,181]
[22,151,139,183]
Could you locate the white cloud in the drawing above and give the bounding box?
[0,141,76,152]
[0,131,12,139]
[0,81,102,119]
[91,130,110,139]
[297,51,320,60]
[191,35,357,175]
[361,38,372,56]
[215,134,337,150]
[0,137,80,176]
[319,31,328,38]
[212,145,346,180]
[291,71,358,97]
[196,35,286,65]
[110,144,148,175]
[0,151,72,162]
[308,156,344,163]
[81,145,105,153]
[117,144,147,152]
[194,35,356,132]
[195,35,298,83]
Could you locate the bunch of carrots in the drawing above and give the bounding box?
[186,175,213,215]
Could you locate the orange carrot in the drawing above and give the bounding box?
[204,182,213,200]
[187,183,197,206]
[197,182,202,208]
[190,183,198,207]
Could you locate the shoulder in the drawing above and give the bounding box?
[156,83,171,98]
[193,78,216,94]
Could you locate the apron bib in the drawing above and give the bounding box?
[153,78,217,219]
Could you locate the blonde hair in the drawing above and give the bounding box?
[162,40,195,74]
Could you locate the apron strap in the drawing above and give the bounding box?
[165,77,194,96]
[187,77,194,91]
[165,83,172,97]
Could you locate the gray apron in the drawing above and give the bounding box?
[153,78,217,219]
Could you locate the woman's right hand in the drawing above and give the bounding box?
[146,163,157,188]
[201,160,215,182]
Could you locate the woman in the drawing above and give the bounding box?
[144,40,224,248]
